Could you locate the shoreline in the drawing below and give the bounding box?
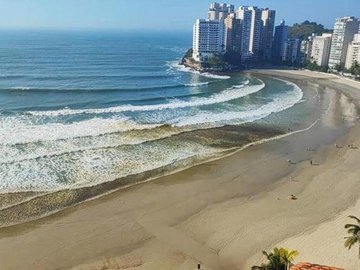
[0,70,359,270]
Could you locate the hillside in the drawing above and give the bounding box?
[289,21,332,39]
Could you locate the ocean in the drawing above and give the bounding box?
[0,30,308,194]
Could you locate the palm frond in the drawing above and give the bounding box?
[348,215,360,224]
[344,236,358,249]
[344,224,360,229]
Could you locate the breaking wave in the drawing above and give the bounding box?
[27,81,266,116]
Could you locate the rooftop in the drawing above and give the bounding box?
[291,262,345,270]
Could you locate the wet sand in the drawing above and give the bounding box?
[0,70,359,270]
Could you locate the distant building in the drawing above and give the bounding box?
[208,2,234,21]
[310,33,332,67]
[236,6,253,61]
[224,14,241,52]
[260,9,276,60]
[248,6,263,56]
[305,34,316,61]
[192,2,276,64]
[236,6,275,62]
[345,34,360,69]
[272,20,289,62]
[329,17,360,69]
[192,19,226,62]
[283,38,302,63]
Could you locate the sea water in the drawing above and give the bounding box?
[0,30,307,193]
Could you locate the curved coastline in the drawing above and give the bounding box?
[0,70,359,270]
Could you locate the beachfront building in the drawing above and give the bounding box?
[248,7,263,57]
[272,20,289,63]
[193,2,276,64]
[236,6,276,62]
[310,33,332,67]
[260,9,276,61]
[345,34,360,69]
[329,17,360,69]
[208,2,234,21]
[224,14,242,52]
[192,19,226,62]
[283,38,302,64]
[235,6,252,62]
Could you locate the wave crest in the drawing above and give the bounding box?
[27,81,265,116]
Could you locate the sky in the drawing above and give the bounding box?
[0,0,358,31]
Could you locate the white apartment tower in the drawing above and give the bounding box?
[236,7,253,60]
[345,34,360,69]
[248,7,262,55]
[236,6,275,61]
[192,19,226,62]
[310,33,332,67]
[329,17,360,68]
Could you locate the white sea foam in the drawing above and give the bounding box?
[184,82,209,87]
[168,61,231,79]
[11,86,31,91]
[0,116,160,146]
[27,81,266,116]
[0,77,305,193]
[0,137,218,192]
[172,80,304,127]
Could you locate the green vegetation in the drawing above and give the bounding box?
[223,50,242,66]
[251,248,299,270]
[304,60,329,72]
[183,48,193,59]
[349,61,360,77]
[334,63,343,72]
[289,21,332,40]
[344,215,360,259]
[207,54,226,68]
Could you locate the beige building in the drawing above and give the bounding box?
[310,33,332,67]
[329,17,360,68]
[345,34,360,69]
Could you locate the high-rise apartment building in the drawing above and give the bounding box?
[208,3,234,20]
[260,9,276,60]
[193,2,276,64]
[283,38,302,63]
[236,6,253,61]
[310,33,332,67]
[224,14,242,52]
[248,6,262,55]
[236,6,275,60]
[272,20,289,62]
[192,19,226,62]
[329,17,360,69]
[345,34,360,69]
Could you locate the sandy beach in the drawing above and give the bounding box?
[0,70,360,270]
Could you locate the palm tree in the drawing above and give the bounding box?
[251,248,299,270]
[278,248,299,270]
[344,215,360,259]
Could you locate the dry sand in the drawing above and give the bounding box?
[0,70,360,270]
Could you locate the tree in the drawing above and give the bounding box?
[334,64,343,73]
[207,55,225,68]
[278,248,299,270]
[252,248,299,270]
[349,61,360,77]
[344,215,360,259]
